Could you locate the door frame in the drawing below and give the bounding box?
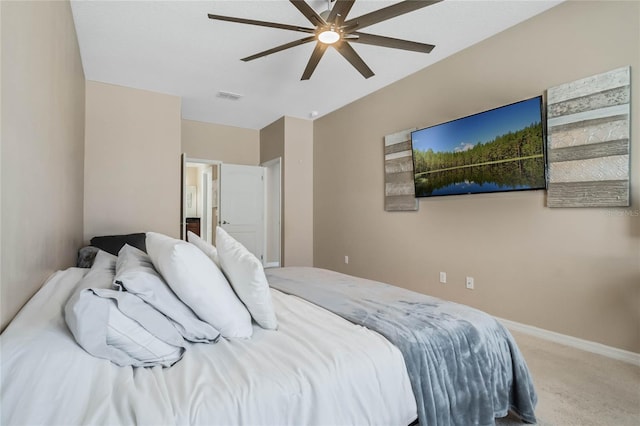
[181,156,221,241]
[261,157,282,268]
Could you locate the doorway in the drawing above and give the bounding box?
[181,156,281,267]
[183,158,219,245]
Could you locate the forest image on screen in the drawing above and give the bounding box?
[411,97,546,197]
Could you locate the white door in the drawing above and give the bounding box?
[219,164,265,262]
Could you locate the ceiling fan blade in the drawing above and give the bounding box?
[289,0,326,26]
[207,14,315,34]
[334,42,374,79]
[350,32,435,53]
[343,0,442,31]
[242,36,317,62]
[327,0,355,26]
[301,42,328,80]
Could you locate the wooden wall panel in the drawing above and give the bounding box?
[384,129,418,211]
[547,67,631,207]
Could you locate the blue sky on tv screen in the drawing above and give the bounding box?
[411,97,542,154]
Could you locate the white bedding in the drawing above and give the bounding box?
[1,268,417,425]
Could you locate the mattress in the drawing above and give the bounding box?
[0,268,417,425]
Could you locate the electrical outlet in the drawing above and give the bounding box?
[439,272,447,283]
[344,255,349,264]
[466,276,474,290]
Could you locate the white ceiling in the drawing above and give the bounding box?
[70,0,562,130]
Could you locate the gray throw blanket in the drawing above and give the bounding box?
[266,267,537,426]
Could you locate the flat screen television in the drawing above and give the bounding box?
[411,96,546,197]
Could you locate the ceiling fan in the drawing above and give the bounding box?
[208,0,442,80]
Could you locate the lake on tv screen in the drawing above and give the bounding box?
[414,157,546,197]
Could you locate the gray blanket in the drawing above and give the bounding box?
[266,267,537,426]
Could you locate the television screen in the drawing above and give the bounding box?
[411,96,546,197]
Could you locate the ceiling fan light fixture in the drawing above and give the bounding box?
[318,29,340,44]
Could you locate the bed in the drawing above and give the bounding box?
[0,267,417,425]
[0,230,537,425]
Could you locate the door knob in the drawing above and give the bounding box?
[222,220,229,224]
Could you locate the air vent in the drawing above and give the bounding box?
[216,91,243,101]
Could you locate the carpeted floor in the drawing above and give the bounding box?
[495,331,640,426]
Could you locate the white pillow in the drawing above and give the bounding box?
[216,227,278,330]
[115,244,221,343]
[187,231,219,267]
[146,232,253,338]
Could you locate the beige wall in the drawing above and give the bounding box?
[260,117,285,164]
[283,117,313,266]
[314,1,640,352]
[1,1,85,329]
[260,117,313,267]
[84,81,181,240]
[260,118,286,264]
[182,119,259,165]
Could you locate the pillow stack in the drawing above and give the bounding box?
[115,245,220,343]
[146,232,253,338]
[65,228,278,368]
[186,229,278,331]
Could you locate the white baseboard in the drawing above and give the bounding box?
[496,317,640,367]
